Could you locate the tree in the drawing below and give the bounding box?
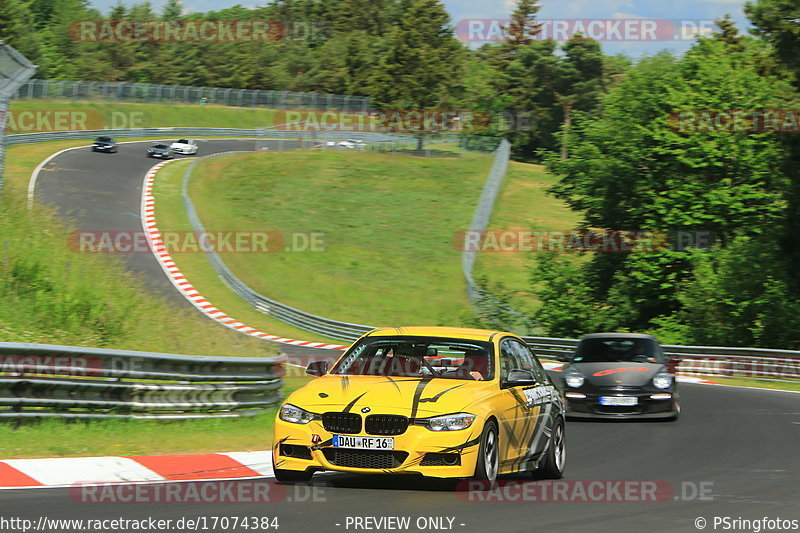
[368,0,465,148]
[532,39,794,339]
[713,14,746,52]
[162,0,183,19]
[502,0,542,49]
[0,0,43,65]
[745,0,800,82]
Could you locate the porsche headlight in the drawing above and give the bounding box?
[653,372,673,389]
[279,404,316,424]
[564,368,585,388]
[422,413,476,432]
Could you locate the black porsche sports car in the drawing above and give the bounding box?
[558,333,680,420]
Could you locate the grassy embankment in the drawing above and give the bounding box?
[0,101,310,458]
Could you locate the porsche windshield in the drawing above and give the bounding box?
[331,336,495,380]
[573,338,664,364]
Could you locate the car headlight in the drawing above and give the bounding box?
[564,367,585,388]
[421,413,476,431]
[652,372,672,389]
[279,404,316,424]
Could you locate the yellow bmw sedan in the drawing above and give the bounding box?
[272,327,566,485]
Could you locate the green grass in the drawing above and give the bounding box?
[0,197,280,357]
[0,376,312,459]
[186,150,494,326]
[705,376,800,392]
[151,160,347,345]
[7,100,280,134]
[473,161,581,311]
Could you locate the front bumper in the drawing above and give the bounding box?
[273,418,481,478]
[564,391,678,419]
[93,145,114,151]
[148,152,172,158]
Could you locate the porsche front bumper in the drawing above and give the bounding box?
[564,391,679,419]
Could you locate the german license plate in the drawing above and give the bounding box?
[599,396,638,406]
[332,435,394,450]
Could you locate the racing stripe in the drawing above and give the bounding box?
[520,403,552,471]
[381,377,401,392]
[409,377,434,420]
[419,383,465,403]
[438,436,481,453]
[342,392,368,413]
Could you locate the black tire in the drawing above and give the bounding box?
[273,468,314,483]
[534,418,565,479]
[473,420,499,487]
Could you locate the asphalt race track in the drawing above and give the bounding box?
[33,138,334,360]
[2,385,799,532]
[11,139,800,532]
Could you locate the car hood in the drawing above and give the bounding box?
[287,375,496,417]
[568,362,665,387]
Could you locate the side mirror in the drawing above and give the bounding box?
[504,369,537,388]
[306,361,329,377]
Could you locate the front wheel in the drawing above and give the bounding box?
[534,418,565,479]
[473,420,499,487]
[273,468,314,483]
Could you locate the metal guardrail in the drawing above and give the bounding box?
[0,343,283,419]
[463,139,511,302]
[522,336,800,382]
[6,127,416,146]
[179,139,511,342]
[0,42,37,193]
[12,79,372,113]
[181,151,375,342]
[12,122,502,343]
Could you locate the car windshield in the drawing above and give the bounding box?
[152,144,168,149]
[96,137,112,142]
[177,139,189,144]
[572,338,664,364]
[331,336,494,380]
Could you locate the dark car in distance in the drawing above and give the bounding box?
[558,333,680,420]
[146,143,174,159]
[92,136,117,153]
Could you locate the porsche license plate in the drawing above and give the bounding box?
[599,396,638,406]
[332,435,394,450]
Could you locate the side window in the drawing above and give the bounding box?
[511,340,548,384]
[523,343,548,384]
[510,341,534,371]
[500,339,522,382]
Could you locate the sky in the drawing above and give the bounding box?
[86,0,752,57]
